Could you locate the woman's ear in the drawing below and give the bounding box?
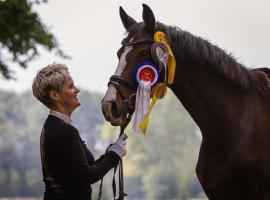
[49,90,60,102]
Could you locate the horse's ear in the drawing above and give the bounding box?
[142,4,156,33]
[119,6,137,30]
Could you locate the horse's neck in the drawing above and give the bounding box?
[170,62,244,139]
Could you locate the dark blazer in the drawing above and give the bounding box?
[41,115,119,200]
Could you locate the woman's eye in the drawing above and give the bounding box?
[69,84,74,89]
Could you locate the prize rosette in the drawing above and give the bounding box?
[133,62,160,88]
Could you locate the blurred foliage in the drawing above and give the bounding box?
[0,88,207,199]
[101,89,206,199]
[0,0,67,80]
[0,90,45,196]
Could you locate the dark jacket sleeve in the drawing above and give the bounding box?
[45,124,120,188]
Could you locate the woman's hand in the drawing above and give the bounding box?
[108,133,128,158]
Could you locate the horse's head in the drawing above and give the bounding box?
[102,4,170,126]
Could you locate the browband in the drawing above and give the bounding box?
[121,39,154,46]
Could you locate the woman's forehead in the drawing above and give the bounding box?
[63,74,73,85]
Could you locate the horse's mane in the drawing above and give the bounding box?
[127,22,270,97]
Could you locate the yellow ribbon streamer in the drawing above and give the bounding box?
[153,31,176,85]
[139,83,167,134]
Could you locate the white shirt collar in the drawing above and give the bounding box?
[49,110,72,124]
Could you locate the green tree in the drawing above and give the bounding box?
[0,0,66,79]
[0,90,45,196]
[142,163,180,199]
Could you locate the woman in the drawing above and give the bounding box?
[32,63,127,200]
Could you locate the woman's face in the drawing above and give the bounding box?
[58,74,81,114]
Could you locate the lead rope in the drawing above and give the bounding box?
[113,113,133,200]
[98,113,133,200]
[112,126,126,200]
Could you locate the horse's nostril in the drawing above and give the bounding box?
[102,99,123,125]
[111,101,120,118]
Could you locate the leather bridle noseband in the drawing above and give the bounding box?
[107,75,136,122]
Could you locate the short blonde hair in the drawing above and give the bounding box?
[32,63,69,108]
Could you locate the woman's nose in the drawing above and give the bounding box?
[75,86,80,93]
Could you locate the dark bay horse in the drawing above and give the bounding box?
[101,4,270,200]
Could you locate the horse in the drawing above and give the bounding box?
[101,4,270,200]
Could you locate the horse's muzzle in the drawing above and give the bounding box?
[101,100,124,126]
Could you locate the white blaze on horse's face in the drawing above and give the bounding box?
[115,43,133,76]
[106,39,134,100]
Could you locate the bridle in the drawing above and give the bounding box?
[108,38,155,120]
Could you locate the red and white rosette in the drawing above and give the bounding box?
[133,62,160,88]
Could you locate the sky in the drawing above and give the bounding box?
[1,0,270,94]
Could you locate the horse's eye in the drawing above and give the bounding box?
[139,49,149,57]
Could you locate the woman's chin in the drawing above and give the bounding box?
[72,101,81,110]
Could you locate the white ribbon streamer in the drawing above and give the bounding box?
[132,81,151,134]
